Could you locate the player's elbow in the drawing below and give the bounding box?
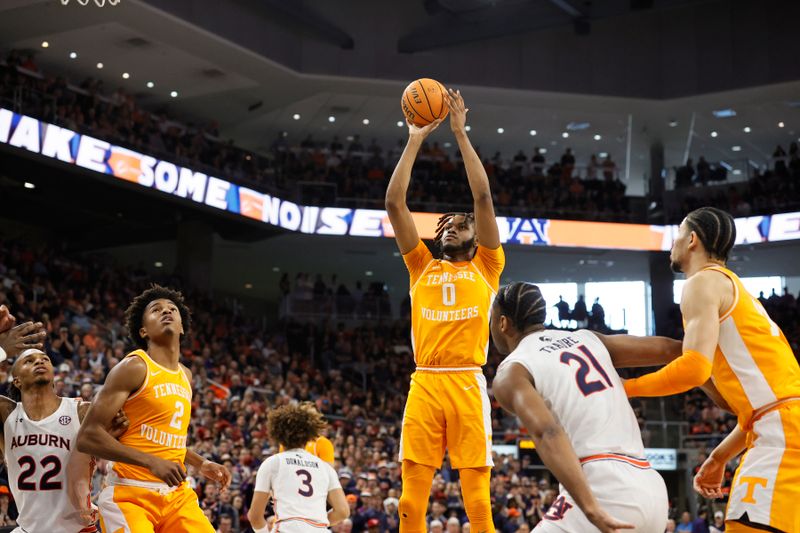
[76,424,98,454]
[384,196,403,212]
[531,423,562,445]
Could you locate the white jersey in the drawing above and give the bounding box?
[3,397,95,533]
[498,329,644,459]
[255,449,341,532]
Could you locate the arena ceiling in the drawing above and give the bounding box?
[1,0,799,195]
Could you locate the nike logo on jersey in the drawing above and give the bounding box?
[463,386,474,391]
[150,371,161,377]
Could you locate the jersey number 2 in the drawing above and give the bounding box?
[17,455,62,491]
[559,345,614,396]
[169,401,184,430]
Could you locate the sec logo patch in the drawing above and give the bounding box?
[59,415,72,426]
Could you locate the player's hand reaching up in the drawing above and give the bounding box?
[585,507,635,533]
[0,321,47,359]
[693,454,726,499]
[200,459,232,488]
[147,457,187,486]
[0,305,16,333]
[446,88,468,135]
[407,118,442,141]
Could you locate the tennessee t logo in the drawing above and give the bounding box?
[739,476,768,504]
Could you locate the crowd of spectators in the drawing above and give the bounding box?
[2,49,632,223]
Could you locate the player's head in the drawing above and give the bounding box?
[125,284,191,349]
[435,212,477,257]
[670,207,736,273]
[267,401,327,451]
[10,348,54,398]
[490,282,547,355]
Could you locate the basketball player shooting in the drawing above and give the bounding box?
[77,285,231,533]
[385,88,504,533]
[624,207,800,533]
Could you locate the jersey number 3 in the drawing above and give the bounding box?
[559,345,614,396]
[296,469,313,497]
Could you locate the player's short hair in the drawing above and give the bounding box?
[684,207,736,262]
[434,212,475,245]
[124,284,191,349]
[495,282,547,331]
[268,402,327,451]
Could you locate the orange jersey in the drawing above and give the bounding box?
[113,350,192,482]
[279,436,335,464]
[403,240,505,367]
[705,266,800,427]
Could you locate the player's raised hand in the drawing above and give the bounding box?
[585,508,635,533]
[0,305,16,333]
[0,321,47,359]
[147,457,187,486]
[107,409,129,439]
[200,459,232,488]
[693,455,726,499]
[446,88,468,134]
[407,118,442,140]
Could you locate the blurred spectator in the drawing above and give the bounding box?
[677,511,693,532]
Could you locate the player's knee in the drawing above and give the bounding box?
[398,491,427,532]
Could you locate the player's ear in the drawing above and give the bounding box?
[687,231,699,251]
[139,327,147,340]
[499,315,509,333]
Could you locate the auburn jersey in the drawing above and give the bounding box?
[113,350,192,482]
[403,240,504,367]
[704,266,800,427]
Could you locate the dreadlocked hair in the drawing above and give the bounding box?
[494,282,547,332]
[268,402,327,451]
[684,207,736,262]
[124,284,192,350]
[434,212,475,243]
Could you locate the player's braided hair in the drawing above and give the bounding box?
[124,284,192,349]
[684,207,736,262]
[434,212,475,245]
[268,402,327,451]
[495,282,547,331]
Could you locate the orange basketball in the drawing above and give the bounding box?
[401,78,449,127]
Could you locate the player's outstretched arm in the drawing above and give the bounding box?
[385,119,442,254]
[248,490,271,533]
[594,333,683,368]
[694,425,747,499]
[623,272,721,398]
[493,363,633,533]
[185,449,231,488]
[447,89,500,249]
[327,487,349,525]
[76,356,186,486]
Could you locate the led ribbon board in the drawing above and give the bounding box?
[2,109,799,251]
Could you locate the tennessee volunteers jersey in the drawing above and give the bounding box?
[403,240,504,367]
[113,350,192,482]
[279,436,335,464]
[704,266,800,427]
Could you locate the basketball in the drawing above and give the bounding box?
[401,78,449,127]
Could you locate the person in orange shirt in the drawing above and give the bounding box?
[624,207,800,533]
[386,89,503,533]
[77,285,231,533]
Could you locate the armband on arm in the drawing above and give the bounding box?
[624,350,712,398]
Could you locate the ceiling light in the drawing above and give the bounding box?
[529,129,537,136]
[41,41,49,48]
[69,52,77,59]
[778,121,785,128]
[743,126,751,133]
[24,182,35,189]
[669,120,678,127]
[292,113,300,120]
[362,118,370,125]
[566,121,590,131]
[562,132,569,138]
[244,283,253,289]
[712,108,737,118]
[154,261,163,268]
[465,125,471,132]
[599,152,608,158]
[710,131,718,138]
[593,134,601,141]
[539,148,547,154]
[732,169,742,175]
[170,91,178,98]
[96,62,104,69]
[122,72,130,79]
[365,270,373,277]
[328,116,336,123]
[272,267,280,272]
[443,142,452,148]
[146,81,154,88]
[732,145,742,152]
[497,127,504,134]
[396,121,404,127]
